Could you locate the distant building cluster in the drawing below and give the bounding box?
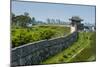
[84,25,96,32]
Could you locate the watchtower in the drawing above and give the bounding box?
[69,16,83,33]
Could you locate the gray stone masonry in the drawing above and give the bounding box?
[11,32,78,66]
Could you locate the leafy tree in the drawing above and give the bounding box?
[11,13,16,26]
[31,17,36,25]
[47,18,51,24]
[15,15,31,27]
[11,12,34,28]
[77,23,84,31]
[39,29,55,40]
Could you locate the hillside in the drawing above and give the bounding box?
[41,32,96,64]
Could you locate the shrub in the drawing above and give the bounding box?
[63,55,68,58]
[59,58,64,62]
[39,29,55,40]
[11,29,35,48]
[11,28,56,48]
[11,26,70,48]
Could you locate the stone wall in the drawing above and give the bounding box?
[11,32,78,66]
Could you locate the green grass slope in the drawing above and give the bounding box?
[41,32,96,64]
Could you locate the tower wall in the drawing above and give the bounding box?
[70,24,77,33]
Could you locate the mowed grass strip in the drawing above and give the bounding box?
[41,32,96,64]
[69,32,96,62]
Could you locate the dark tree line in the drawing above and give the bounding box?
[11,12,69,28]
[11,13,85,31]
[46,18,68,25]
[11,12,35,28]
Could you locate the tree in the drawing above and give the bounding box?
[15,15,31,27]
[79,23,84,30]
[56,19,61,24]
[12,13,15,18]
[11,12,32,28]
[47,18,50,24]
[31,17,36,25]
[51,19,55,24]
[11,13,16,26]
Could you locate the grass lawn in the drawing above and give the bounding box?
[41,32,96,64]
[69,32,96,62]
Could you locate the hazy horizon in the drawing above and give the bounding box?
[12,1,96,24]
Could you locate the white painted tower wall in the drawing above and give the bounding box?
[70,24,77,33]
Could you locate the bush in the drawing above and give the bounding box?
[11,28,56,48]
[59,59,64,62]
[11,29,35,48]
[63,55,68,58]
[11,26,70,48]
[39,29,55,40]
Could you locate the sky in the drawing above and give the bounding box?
[12,1,96,24]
